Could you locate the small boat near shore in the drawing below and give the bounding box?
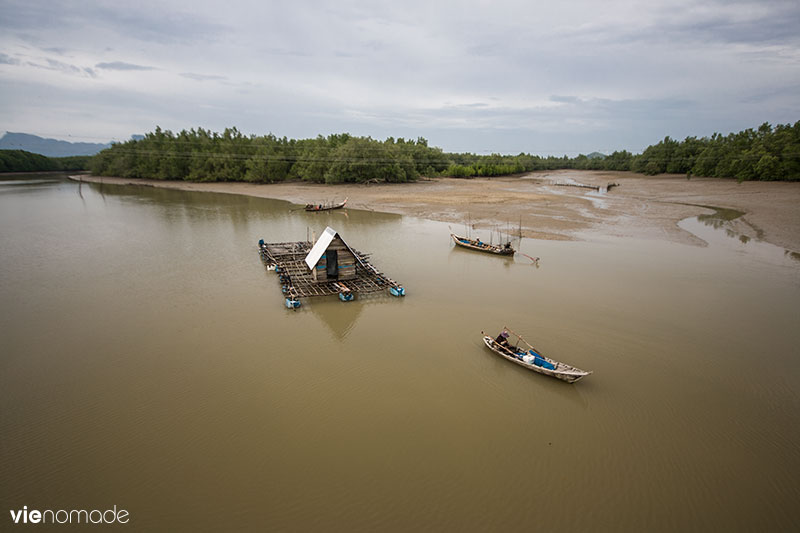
[450,233,515,255]
[305,198,348,212]
[481,327,592,383]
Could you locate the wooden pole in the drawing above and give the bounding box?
[501,325,540,354]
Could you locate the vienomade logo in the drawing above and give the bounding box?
[9,505,130,525]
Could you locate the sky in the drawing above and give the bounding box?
[1,0,799,155]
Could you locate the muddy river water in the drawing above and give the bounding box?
[1,174,798,531]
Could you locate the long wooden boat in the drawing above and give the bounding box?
[450,233,515,255]
[481,327,592,383]
[305,198,348,212]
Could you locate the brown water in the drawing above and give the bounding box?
[2,174,799,531]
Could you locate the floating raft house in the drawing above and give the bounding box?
[258,226,405,308]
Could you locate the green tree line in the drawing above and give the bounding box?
[89,127,446,183]
[628,121,800,180]
[0,150,91,173]
[83,120,800,183]
[441,121,800,181]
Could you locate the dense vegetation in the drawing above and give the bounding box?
[87,121,800,183]
[89,128,442,183]
[443,121,800,181]
[628,121,800,180]
[0,150,91,173]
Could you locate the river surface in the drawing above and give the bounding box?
[1,173,799,531]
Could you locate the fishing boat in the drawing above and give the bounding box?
[481,327,592,383]
[305,198,348,212]
[450,233,515,255]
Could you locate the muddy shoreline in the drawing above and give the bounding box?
[71,170,800,253]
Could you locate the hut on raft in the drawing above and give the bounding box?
[305,226,357,282]
[258,226,405,308]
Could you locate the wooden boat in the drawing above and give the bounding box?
[450,233,515,255]
[305,198,348,212]
[481,327,592,383]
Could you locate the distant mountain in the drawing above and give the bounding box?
[0,132,112,157]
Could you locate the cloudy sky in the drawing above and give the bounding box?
[1,0,798,155]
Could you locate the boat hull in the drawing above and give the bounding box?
[305,198,348,212]
[451,234,515,255]
[481,336,591,383]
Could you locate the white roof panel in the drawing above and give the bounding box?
[304,226,338,270]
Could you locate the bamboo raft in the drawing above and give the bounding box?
[257,239,404,307]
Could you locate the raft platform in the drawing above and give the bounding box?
[258,239,405,307]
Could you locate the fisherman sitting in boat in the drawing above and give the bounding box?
[495,331,514,354]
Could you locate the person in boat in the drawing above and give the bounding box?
[495,331,513,353]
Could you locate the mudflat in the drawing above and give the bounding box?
[75,170,800,252]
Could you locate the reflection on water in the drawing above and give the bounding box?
[2,174,800,531]
[679,203,798,263]
[0,178,63,186]
[306,298,366,341]
[696,205,745,225]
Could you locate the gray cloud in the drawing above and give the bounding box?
[180,72,227,82]
[550,96,581,104]
[96,61,157,71]
[0,0,225,46]
[1,0,798,155]
[45,58,88,75]
[663,1,800,46]
[0,53,21,65]
[13,57,97,77]
[530,0,800,49]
